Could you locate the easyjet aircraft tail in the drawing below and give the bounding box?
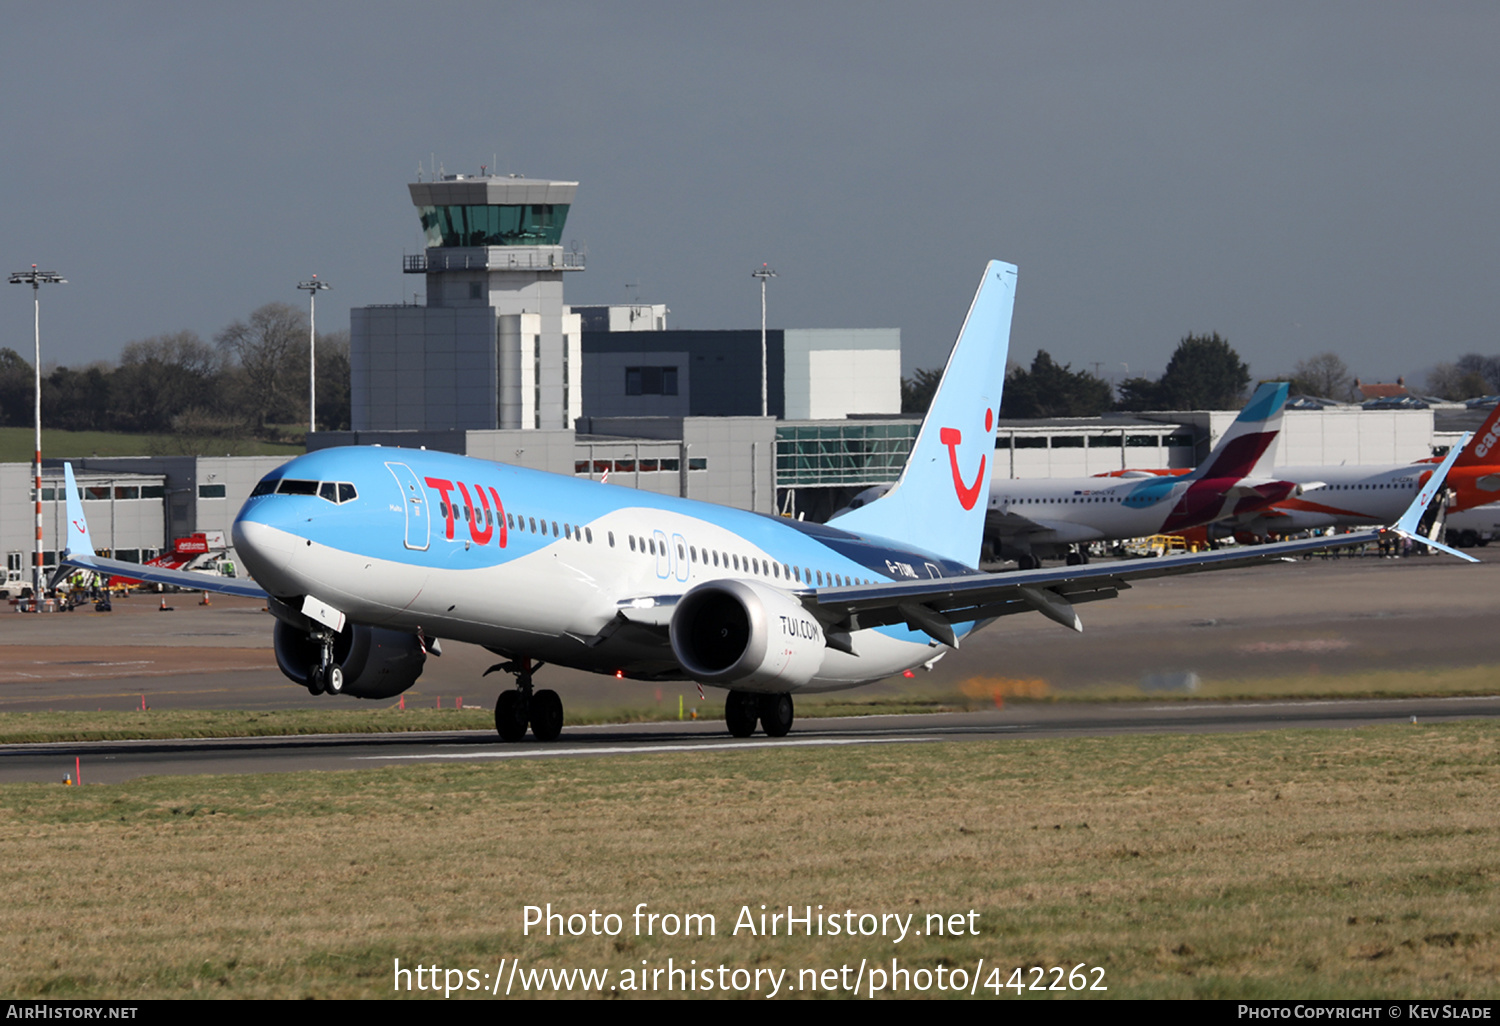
[830,260,1017,567]
[1453,401,1500,467]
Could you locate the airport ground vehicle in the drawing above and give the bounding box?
[1445,502,1500,547]
[0,569,32,600]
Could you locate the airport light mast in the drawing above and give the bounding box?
[8,266,67,607]
[752,263,776,417]
[297,275,331,435]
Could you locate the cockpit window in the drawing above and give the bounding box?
[256,478,359,503]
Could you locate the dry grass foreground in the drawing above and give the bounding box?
[0,722,1496,999]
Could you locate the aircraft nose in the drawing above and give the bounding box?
[232,505,307,597]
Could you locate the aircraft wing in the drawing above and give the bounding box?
[55,463,268,600]
[59,551,268,600]
[807,433,1477,646]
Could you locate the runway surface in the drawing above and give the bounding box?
[2,553,1498,782]
[2,694,1497,784]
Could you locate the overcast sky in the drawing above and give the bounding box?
[3,3,1496,387]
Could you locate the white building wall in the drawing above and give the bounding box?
[1273,410,1434,467]
[565,312,583,428]
[783,329,901,420]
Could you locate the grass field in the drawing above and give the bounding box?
[0,721,1495,999]
[0,427,303,462]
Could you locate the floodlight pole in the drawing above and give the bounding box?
[8,266,67,607]
[752,264,776,417]
[297,276,331,435]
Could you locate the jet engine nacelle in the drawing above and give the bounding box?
[273,619,427,699]
[669,579,827,692]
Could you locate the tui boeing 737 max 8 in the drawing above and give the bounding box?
[58,262,1475,742]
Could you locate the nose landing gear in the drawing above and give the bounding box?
[307,630,344,695]
[486,657,563,742]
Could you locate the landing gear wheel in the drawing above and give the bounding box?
[759,693,794,737]
[1017,554,1039,571]
[725,691,759,738]
[495,690,528,742]
[1065,552,1081,566]
[530,689,563,742]
[324,665,344,695]
[307,672,325,696]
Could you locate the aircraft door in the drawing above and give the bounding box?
[671,533,690,582]
[385,462,430,551]
[653,529,671,579]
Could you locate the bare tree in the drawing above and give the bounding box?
[1290,352,1354,401]
[1425,362,1489,400]
[216,303,308,434]
[112,330,222,432]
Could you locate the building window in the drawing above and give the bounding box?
[198,484,227,499]
[624,366,678,396]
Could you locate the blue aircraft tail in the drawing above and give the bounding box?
[831,260,1017,566]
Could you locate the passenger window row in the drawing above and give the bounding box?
[619,533,872,588]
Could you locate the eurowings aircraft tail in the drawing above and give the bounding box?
[1189,381,1290,481]
[830,260,1017,567]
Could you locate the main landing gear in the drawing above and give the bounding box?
[306,630,344,696]
[486,657,563,742]
[725,690,794,738]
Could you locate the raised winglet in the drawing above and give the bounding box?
[62,464,96,558]
[1391,433,1478,562]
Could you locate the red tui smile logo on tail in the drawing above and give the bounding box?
[941,407,992,511]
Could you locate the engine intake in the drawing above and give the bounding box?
[669,579,827,692]
[273,620,427,699]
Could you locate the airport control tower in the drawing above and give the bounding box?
[350,174,584,431]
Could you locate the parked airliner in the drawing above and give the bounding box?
[1243,401,1500,536]
[58,262,1475,743]
[837,381,1300,567]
